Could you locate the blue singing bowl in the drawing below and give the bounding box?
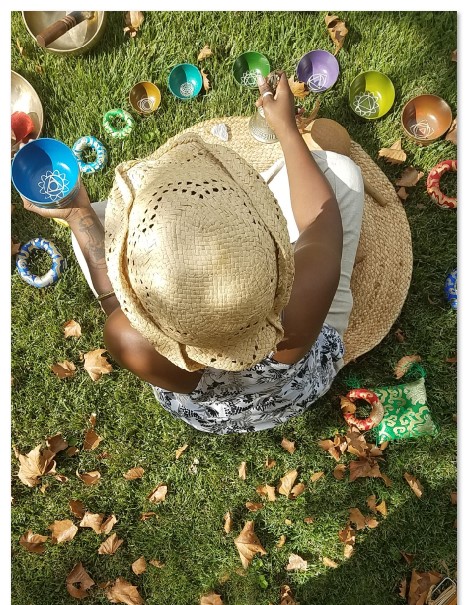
[168,63,203,100]
[12,138,80,208]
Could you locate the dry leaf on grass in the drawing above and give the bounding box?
[451,49,457,62]
[69,500,86,519]
[15,444,56,487]
[277,469,298,497]
[322,557,338,568]
[399,578,408,599]
[149,559,165,568]
[79,512,104,534]
[123,467,144,480]
[408,570,442,605]
[200,593,223,605]
[325,14,348,55]
[238,461,247,480]
[66,446,79,457]
[445,356,457,364]
[234,520,267,569]
[394,355,422,378]
[280,585,298,605]
[286,553,308,571]
[101,515,118,535]
[451,492,457,505]
[105,577,144,604]
[16,38,25,56]
[256,484,276,501]
[310,471,324,483]
[401,551,415,565]
[338,524,356,558]
[175,444,188,459]
[365,516,379,529]
[276,535,286,548]
[48,519,78,544]
[378,140,407,165]
[83,429,102,451]
[66,562,95,599]
[395,328,406,342]
[404,473,423,498]
[63,320,82,338]
[245,501,263,512]
[349,458,382,482]
[198,44,213,61]
[19,530,48,553]
[223,511,232,533]
[284,519,293,526]
[289,483,306,499]
[83,349,113,381]
[123,11,144,38]
[303,517,314,524]
[76,470,101,486]
[201,68,210,92]
[281,437,296,453]
[139,512,157,521]
[340,395,356,414]
[89,412,97,427]
[333,464,346,480]
[46,433,68,454]
[288,77,309,98]
[367,495,387,516]
[445,118,457,145]
[147,484,167,503]
[381,473,393,488]
[348,508,366,531]
[11,239,21,255]
[131,557,146,575]
[395,167,424,188]
[98,533,123,555]
[51,361,76,379]
[265,457,276,469]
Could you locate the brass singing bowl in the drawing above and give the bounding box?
[11,70,44,157]
[22,11,107,56]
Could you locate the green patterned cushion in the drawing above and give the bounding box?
[373,377,438,445]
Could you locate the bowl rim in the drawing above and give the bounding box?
[297,48,339,68]
[22,10,106,54]
[400,94,452,140]
[167,63,202,99]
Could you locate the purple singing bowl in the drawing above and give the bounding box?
[297,50,340,92]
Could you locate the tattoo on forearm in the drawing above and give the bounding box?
[78,215,107,268]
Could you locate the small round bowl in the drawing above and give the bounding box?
[168,64,203,101]
[11,71,44,157]
[401,94,452,145]
[233,51,270,88]
[129,81,161,115]
[22,11,107,56]
[349,70,395,120]
[296,50,339,92]
[12,138,80,208]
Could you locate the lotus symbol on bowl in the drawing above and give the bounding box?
[352,92,380,118]
[38,170,70,202]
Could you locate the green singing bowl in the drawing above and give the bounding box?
[22,11,107,56]
[233,51,271,88]
[349,70,395,120]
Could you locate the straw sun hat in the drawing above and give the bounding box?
[105,117,413,370]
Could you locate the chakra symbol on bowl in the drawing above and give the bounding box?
[180,82,195,97]
[137,96,156,113]
[38,170,70,202]
[410,120,434,139]
[240,70,259,87]
[307,72,328,91]
[352,92,380,118]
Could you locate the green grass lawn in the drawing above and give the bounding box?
[11,11,457,605]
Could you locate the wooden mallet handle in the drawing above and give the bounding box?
[36,11,93,48]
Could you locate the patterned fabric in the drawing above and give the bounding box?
[373,377,438,445]
[151,324,344,434]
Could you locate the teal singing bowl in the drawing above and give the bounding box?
[349,71,395,119]
[168,63,203,100]
[233,51,270,88]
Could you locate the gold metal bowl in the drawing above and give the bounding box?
[11,70,44,157]
[22,11,107,56]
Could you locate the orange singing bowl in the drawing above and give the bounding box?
[401,94,452,145]
[129,81,161,115]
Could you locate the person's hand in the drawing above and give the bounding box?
[20,182,92,222]
[255,71,298,141]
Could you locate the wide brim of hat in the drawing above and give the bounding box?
[163,116,413,365]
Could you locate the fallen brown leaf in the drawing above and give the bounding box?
[318,439,335,451]
[408,570,442,605]
[349,458,382,482]
[15,444,56,487]
[310,471,324,483]
[303,517,314,524]
[46,433,68,454]
[322,556,338,568]
[201,68,210,92]
[348,508,366,531]
[344,427,367,457]
[83,349,113,381]
[63,320,82,338]
[123,11,144,38]
[98,533,123,555]
[381,473,393,488]
[395,167,424,188]
[51,360,76,379]
[223,511,232,533]
[89,412,97,427]
[280,585,298,605]
[105,577,143,604]
[289,483,306,499]
[54,473,69,483]
[378,140,407,165]
[76,470,101,486]
[149,559,165,568]
[245,501,263,512]
[101,515,118,535]
[395,328,406,342]
[198,44,213,61]
[376,501,387,516]
[404,473,423,498]
[200,593,223,605]
[288,77,309,98]
[131,557,146,575]
[123,467,144,480]
[19,530,48,553]
[397,187,409,202]
[234,520,267,569]
[79,512,104,534]
[401,551,415,565]
[66,562,95,599]
[139,512,157,521]
[277,469,298,497]
[276,535,286,548]
[451,49,457,62]
[325,13,348,55]
[256,484,276,502]
[148,484,167,503]
[394,355,422,379]
[83,428,102,451]
[399,578,408,599]
[451,492,457,505]
[339,523,356,544]
[284,519,293,526]
[281,437,296,454]
[11,239,21,255]
[265,457,276,469]
[175,444,188,459]
[445,356,457,364]
[16,38,24,56]
[48,519,78,544]
[333,464,346,480]
[365,516,379,529]
[286,553,308,571]
[69,500,86,519]
[66,446,79,457]
[340,395,356,414]
[445,117,457,145]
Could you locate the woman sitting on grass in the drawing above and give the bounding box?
[21,73,364,434]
